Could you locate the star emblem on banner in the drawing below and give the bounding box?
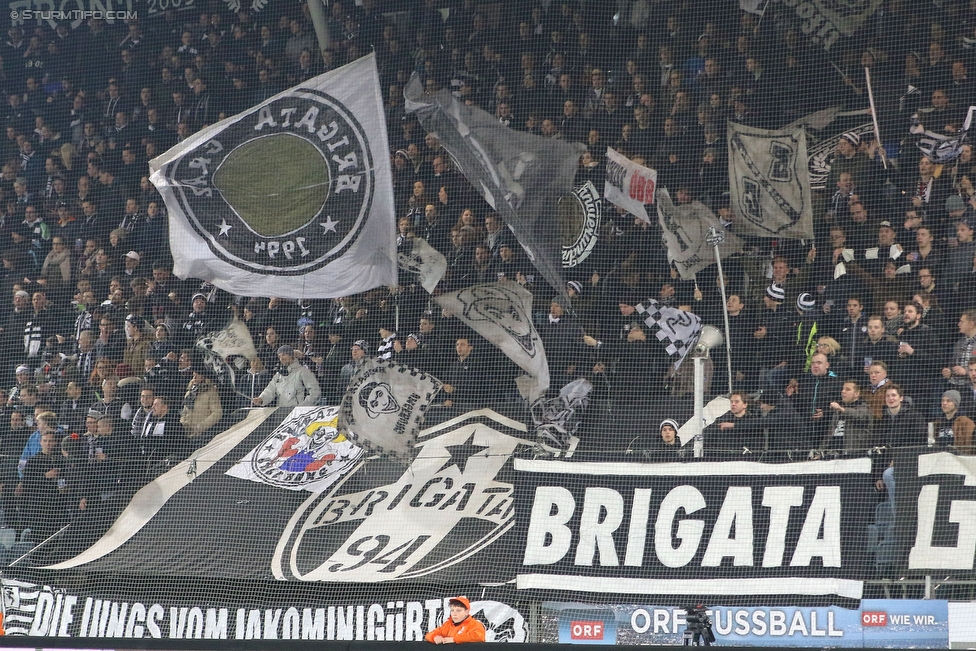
[320,216,338,233]
[436,432,489,474]
[217,219,232,236]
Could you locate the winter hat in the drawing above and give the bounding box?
[946,194,966,212]
[352,339,369,352]
[567,280,583,296]
[943,390,962,409]
[796,292,816,312]
[841,132,860,147]
[660,418,680,433]
[276,344,295,356]
[766,284,786,302]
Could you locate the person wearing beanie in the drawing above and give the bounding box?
[252,344,321,408]
[826,130,870,195]
[934,389,974,453]
[785,292,823,377]
[754,282,795,393]
[658,419,682,453]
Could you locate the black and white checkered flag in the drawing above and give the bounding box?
[635,299,702,370]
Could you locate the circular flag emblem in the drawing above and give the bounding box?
[164,90,374,274]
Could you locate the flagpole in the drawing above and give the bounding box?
[755,0,771,30]
[307,0,331,57]
[864,66,888,170]
[706,227,733,395]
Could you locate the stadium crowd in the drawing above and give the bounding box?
[0,0,974,548]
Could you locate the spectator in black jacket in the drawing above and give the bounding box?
[879,384,926,448]
[705,392,765,454]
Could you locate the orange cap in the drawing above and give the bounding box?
[449,596,471,610]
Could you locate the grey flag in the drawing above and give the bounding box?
[728,121,814,239]
[436,282,550,401]
[656,188,743,280]
[398,236,447,294]
[404,75,586,295]
[339,359,443,464]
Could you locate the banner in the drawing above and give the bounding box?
[603,148,656,223]
[404,75,587,295]
[0,577,528,642]
[338,359,443,462]
[513,457,874,607]
[436,283,550,401]
[39,408,533,587]
[540,600,948,647]
[768,0,883,50]
[728,122,814,239]
[150,53,397,299]
[398,236,448,294]
[899,450,976,575]
[560,182,601,268]
[656,188,743,280]
[634,298,702,370]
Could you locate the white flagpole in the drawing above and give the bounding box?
[864,66,888,169]
[706,227,733,395]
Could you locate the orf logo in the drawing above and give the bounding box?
[862,611,888,627]
[570,621,604,640]
[160,89,374,275]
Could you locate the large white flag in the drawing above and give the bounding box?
[728,121,814,239]
[435,282,549,401]
[657,188,743,280]
[603,147,656,223]
[150,53,397,299]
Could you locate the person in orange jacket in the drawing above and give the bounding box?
[425,596,486,644]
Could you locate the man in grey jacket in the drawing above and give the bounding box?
[252,345,321,408]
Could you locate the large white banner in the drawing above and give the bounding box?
[603,147,656,223]
[150,53,397,299]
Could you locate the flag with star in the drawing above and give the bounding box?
[149,53,397,299]
[33,407,533,587]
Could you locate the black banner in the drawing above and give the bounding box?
[33,408,533,587]
[897,449,976,576]
[512,457,874,607]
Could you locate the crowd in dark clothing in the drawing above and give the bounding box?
[0,0,975,548]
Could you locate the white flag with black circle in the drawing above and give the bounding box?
[150,53,397,299]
